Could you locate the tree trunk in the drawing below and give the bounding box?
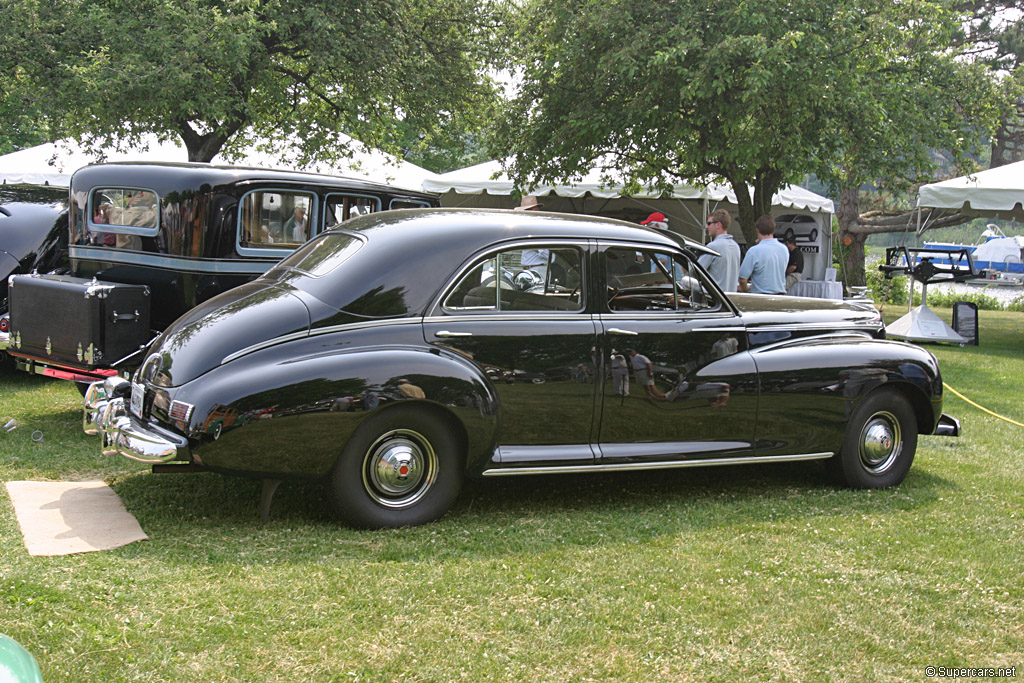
[991,98,1024,168]
[730,180,757,247]
[729,175,779,247]
[837,186,867,289]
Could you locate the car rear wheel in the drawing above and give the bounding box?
[328,408,463,528]
[831,390,917,488]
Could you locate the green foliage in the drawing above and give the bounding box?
[1005,295,1024,312]
[1,0,507,164]
[866,268,911,306]
[867,266,1012,311]
[0,94,49,155]
[495,0,1007,245]
[925,287,1004,310]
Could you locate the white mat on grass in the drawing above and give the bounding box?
[4,480,148,556]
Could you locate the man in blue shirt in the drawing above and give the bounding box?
[738,215,788,295]
[697,209,740,292]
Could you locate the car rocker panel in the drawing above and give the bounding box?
[83,208,958,529]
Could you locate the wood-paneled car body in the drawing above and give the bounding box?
[84,209,959,528]
[7,162,436,382]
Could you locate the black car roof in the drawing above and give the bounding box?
[339,207,711,254]
[0,184,67,206]
[268,208,715,318]
[70,162,437,199]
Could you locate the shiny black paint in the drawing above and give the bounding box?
[0,185,68,312]
[67,163,437,329]
[162,329,499,477]
[123,209,944,485]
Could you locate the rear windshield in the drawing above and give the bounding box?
[268,232,365,278]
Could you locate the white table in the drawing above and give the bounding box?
[791,279,844,300]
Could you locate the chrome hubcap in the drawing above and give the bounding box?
[363,429,437,508]
[859,411,901,474]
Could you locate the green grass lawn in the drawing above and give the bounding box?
[1,308,1022,681]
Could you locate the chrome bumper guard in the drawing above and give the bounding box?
[934,413,961,437]
[83,379,189,464]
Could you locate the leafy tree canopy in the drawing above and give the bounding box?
[495,0,1011,244]
[0,0,508,169]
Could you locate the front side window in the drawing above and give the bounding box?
[324,194,381,228]
[239,190,315,250]
[444,245,584,312]
[605,247,719,312]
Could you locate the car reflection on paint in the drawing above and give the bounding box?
[84,208,959,529]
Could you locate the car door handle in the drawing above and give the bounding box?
[607,328,639,336]
[435,330,473,338]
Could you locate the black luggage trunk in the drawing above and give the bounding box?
[8,274,152,369]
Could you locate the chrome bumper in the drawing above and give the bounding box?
[83,379,189,464]
[934,413,961,437]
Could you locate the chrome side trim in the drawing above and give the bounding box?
[481,451,833,477]
[220,318,423,365]
[750,331,875,354]
[423,313,590,324]
[599,311,739,322]
[748,323,878,333]
[69,246,276,275]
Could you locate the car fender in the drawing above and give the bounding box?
[750,334,943,447]
[176,342,500,478]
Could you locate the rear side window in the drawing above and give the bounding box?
[444,246,584,312]
[238,190,316,252]
[389,198,431,210]
[324,194,381,228]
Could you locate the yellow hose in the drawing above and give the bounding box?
[943,382,1024,428]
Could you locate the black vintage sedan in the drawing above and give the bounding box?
[84,209,959,528]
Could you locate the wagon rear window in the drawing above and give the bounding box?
[92,188,159,229]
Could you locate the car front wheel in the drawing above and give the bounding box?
[831,390,917,488]
[328,409,463,528]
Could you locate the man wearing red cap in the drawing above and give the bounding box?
[640,212,668,228]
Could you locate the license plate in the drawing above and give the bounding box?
[130,382,145,417]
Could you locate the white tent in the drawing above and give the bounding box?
[917,160,1024,221]
[424,159,833,237]
[424,159,835,278]
[0,134,438,192]
[888,162,1024,345]
[425,159,833,210]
